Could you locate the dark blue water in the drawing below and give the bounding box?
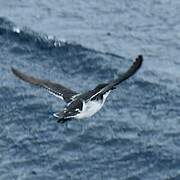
[0,1,180,179]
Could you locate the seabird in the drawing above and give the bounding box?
[11,55,143,123]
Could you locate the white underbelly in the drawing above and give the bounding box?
[75,100,103,119]
[75,91,110,119]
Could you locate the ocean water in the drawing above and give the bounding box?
[0,0,180,180]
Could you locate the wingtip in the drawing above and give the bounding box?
[11,67,18,76]
[11,67,24,79]
[133,55,143,69]
[11,67,15,72]
[136,54,143,63]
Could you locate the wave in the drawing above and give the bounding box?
[0,17,129,85]
[1,17,180,180]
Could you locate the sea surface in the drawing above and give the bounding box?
[0,0,180,180]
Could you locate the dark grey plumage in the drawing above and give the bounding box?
[11,67,77,103]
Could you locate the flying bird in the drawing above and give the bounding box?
[12,55,143,123]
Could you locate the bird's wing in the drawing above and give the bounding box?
[90,55,143,101]
[11,68,78,103]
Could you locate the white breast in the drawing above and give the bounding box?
[75,91,111,119]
